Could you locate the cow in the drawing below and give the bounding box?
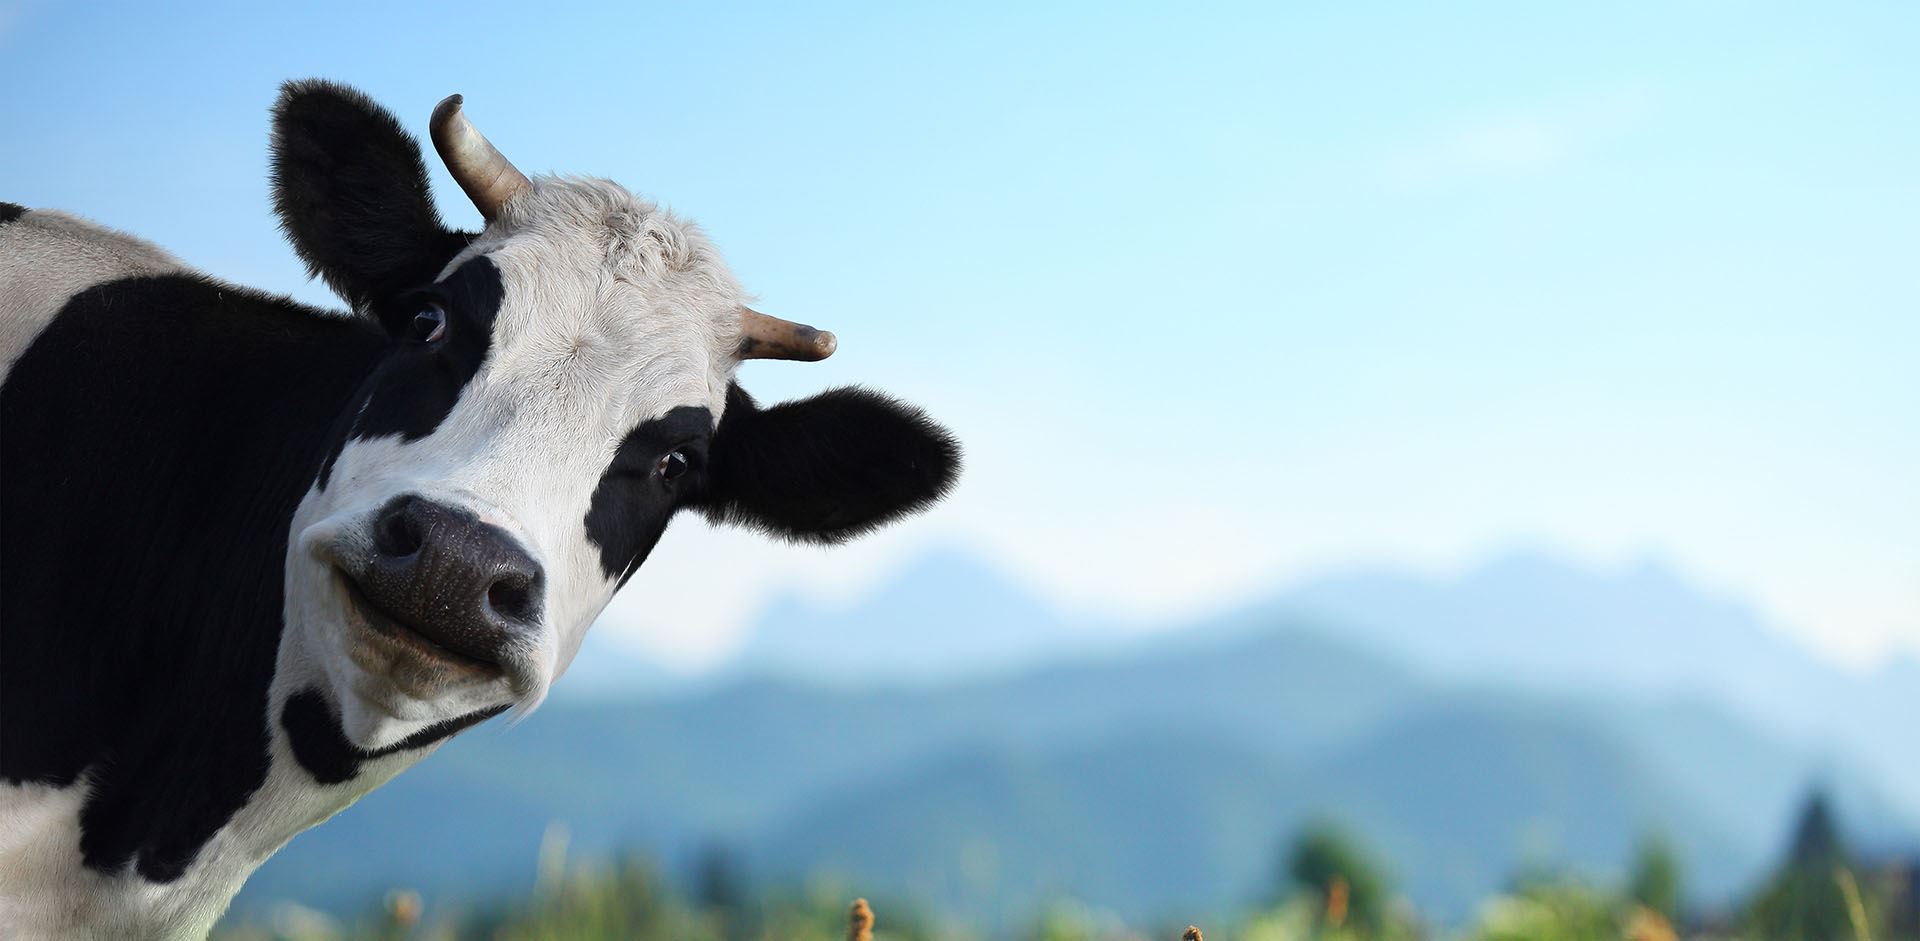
[0,81,959,939]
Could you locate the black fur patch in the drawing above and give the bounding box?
[315,256,504,490]
[0,201,26,225]
[699,384,961,544]
[282,688,507,786]
[583,406,715,583]
[1,80,495,882]
[351,257,504,442]
[270,79,472,312]
[0,275,387,881]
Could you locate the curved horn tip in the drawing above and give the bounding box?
[431,93,465,124]
[738,309,838,362]
[428,92,532,221]
[808,330,839,360]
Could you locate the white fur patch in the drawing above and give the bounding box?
[0,731,430,939]
[0,210,190,382]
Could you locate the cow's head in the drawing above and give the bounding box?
[270,82,957,747]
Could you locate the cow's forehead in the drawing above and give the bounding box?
[446,176,745,423]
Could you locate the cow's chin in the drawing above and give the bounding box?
[285,558,542,750]
[312,578,529,743]
[286,500,559,751]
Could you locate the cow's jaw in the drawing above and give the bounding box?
[283,491,542,751]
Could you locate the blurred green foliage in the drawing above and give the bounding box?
[1627,836,1683,923]
[1283,823,1394,936]
[214,791,1915,941]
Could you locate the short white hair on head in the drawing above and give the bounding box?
[493,176,726,288]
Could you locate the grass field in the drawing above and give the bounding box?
[215,794,1916,941]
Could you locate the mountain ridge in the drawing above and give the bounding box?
[715,546,1919,819]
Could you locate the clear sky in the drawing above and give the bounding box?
[3,1,1914,669]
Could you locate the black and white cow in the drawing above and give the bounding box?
[0,81,958,938]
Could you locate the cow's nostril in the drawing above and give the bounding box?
[372,502,424,558]
[486,577,537,623]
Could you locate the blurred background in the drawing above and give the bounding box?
[4,1,1916,938]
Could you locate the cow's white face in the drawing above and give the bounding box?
[287,179,749,744]
[255,84,954,761]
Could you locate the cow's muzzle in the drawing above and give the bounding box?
[333,494,544,675]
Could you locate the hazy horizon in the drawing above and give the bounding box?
[584,540,1918,679]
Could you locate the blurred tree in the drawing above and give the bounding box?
[1787,791,1846,871]
[692,842,755,941]
[1746,790,1881,941]
[1626,833,1683,922]
[1284,823,1390,935]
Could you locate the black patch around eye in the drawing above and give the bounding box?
[584,406,714,585]
[316,259,501,492]
[349,257,503,445]
[404,302,446,343]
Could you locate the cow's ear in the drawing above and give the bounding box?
[700,384,960,544]
[270,79,471,312]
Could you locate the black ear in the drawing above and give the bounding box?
[269,79,471,311]
[701,384,961,544]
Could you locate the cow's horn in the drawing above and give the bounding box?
[429,94,531,221]
[738,308,837,362]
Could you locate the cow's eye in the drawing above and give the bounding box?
[408,303,447,343]
[657,450,689,481]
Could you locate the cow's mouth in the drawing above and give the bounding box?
[335,569,506,679]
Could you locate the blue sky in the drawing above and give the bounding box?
[4,1,1914,668]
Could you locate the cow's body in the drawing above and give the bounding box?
[0,84,957,939]
[0,207,430,936]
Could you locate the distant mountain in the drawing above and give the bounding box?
[1272,552,1833,708]
[755,733,1311,932]
[236,617,1906,927]
[1310,696,1754,913]
[1266,551,1920,820]
[730,547,1111,685]
[758,704,1752,928]
[721,547,1919,822]
[1590,696,1918,860]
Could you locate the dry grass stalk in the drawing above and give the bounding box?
[1625,906,1678,941]
[848,897,874,941]
[1835,867,1872,941]
[1326,874,1350,928]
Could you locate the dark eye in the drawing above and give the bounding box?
[657,450,689,481]
[407,303,447,343]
